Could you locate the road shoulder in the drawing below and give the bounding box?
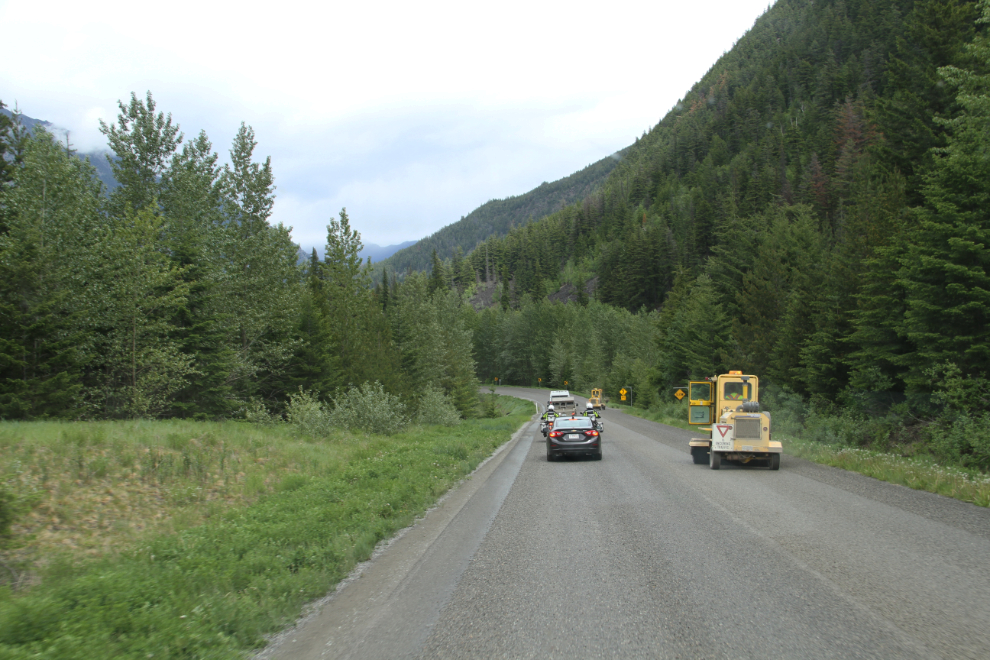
[257,414,536,660]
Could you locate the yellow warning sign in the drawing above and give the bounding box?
[620,388,627,401]
[674,389,686,400]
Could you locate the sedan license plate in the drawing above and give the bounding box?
[566,433,583,441]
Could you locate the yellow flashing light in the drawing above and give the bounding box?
[728,370,743,375]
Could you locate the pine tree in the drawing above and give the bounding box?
[214,129,298,405]
[893,4,990,388]
[157,130,235,418]
[429,248,445,293]
[874,0,980,205]
[86,204,194,418]
[284,251,342,399]
[733,205,821,376]
[0,130,99,418]
[669,275,732,380]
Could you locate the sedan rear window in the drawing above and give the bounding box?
[554,418,593,429]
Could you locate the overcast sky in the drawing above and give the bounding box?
[1,0,773,251]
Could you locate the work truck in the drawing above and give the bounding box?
[687,371,781,470]
[548,390,576,414]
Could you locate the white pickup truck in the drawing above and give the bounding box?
[548,390,576,414]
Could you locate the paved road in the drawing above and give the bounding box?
[265,387,990,659]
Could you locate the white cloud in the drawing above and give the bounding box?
[1,0,774,249]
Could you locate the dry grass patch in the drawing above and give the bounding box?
[0,420,334,580]
[0,396,533,659]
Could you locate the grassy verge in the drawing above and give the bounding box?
[0,395,533,659]
[615,402,990,508]
[782,435,990,507]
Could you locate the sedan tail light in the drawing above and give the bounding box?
[549,431,563,438]
[584,429,599,437]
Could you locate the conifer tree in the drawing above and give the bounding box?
[158,130,235,417]
[87,205,193,418]
[284,251,342,399]
[893,2,990,389]
[664,275,732,381]
[874,0,980,204]
[732,205,821,375]
[0,130,100,418]
[429,248,445,293]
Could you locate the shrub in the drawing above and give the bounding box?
[928,362,989,415]
[929,412,990,470]
[329,382,407,435]
[243,399,279,426]
[650,399,684,420]
[415,385,461,427]
[482,388,499,418]
[802,409,864,446]
[285,389,332,437]
[761,386,807,437]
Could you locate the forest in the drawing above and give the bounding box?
[0,93,478,423]
[416,0,990,467]
[2,0,990,469]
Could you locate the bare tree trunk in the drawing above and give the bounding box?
[132,317,137,390]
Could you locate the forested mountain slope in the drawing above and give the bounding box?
[3,0,989,471]
[377,153,619,274]
[443,0,990,443]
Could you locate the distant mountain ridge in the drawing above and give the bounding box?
[0,107,119,192]
[295,240,417,265]
[377,153,622,275]
[361,241,416,262]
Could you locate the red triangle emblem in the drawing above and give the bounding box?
[716,425,732,437]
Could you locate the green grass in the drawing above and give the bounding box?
[782,435,990,507]
[0,395,533,659]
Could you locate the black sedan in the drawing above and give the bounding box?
[546,416,602,461]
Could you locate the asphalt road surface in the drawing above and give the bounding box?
[264,387,990,659]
